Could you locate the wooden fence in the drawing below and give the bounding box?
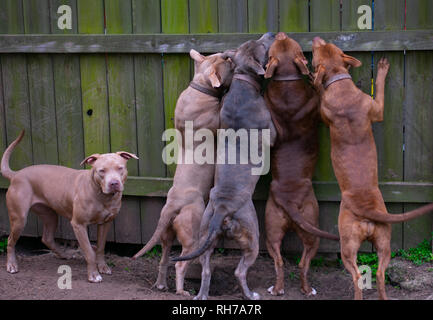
[0,0,432,253]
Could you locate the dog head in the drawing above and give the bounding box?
[81,152,138,195]
[264,32,309,79]
[190,49,235,89]
[222,32,276,77]
[311,36,362,88]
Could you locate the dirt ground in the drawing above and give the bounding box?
[0,238,432,300]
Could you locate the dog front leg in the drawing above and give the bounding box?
[71,219,102,283]
[96,222,112,275]
[370,57,390,122]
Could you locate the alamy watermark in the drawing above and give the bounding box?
[162,121,272,176]
[358,265,372,290]
[57,265,72,289]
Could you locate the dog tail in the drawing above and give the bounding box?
[171,213,223,262]
[347,200,433,224]
[272,192,340,241]
[132,202,179,259]
[1,130,24,180]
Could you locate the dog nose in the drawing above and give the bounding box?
[265,32,275,39]
[313,37,325,45]
[110,180,120,189]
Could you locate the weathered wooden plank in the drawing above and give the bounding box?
[161,0,190,177]
[218,0,248,33]
[248,0,278,33]
[132,0,161,34]
[403,0,433,249]
[77,0,112,242]
[1,31,433,53]
[311,0,342,253]
[310,0,340,32]
[0,0,36,237]
[50,0,82,240]
[373,0,406,251]
[189,0,218,34]
[105,0,141,244]
[23,0,58,238]
[0,0,24,34]
[279,0,309,32]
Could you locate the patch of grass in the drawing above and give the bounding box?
[143,245,162,259]
[217,248,225,254]
[396,234,433,266]
[357,252,379,283]
[0,238,7,254]
[311,256,324,267]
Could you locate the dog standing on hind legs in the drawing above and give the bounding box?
[263,32,339,297]
[132,49,234,296]
[1,130,138,282]
[311,36,433,300]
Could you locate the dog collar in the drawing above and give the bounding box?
[233,74,261,92]
[189,81,221,98]
[324,73,352,89]
[272,74,303,81]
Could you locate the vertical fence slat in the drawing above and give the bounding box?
[373,0,405,251]
[161,0,190,177]
[132,0,166,244]
[248,0,278,33]
[404,0,433,249]
[50,0,83,240]
[105,0,141,244]
[279,0,309,32]
[218,0,248,33]
[23,0,59,237]
[309,0,341,253]
[189,0,218,33]
[77,0,113,242]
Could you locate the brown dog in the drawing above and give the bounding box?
[264,32,338,296]
[311,36,433,300]
[1,131,138,282]
[132,50,234,296]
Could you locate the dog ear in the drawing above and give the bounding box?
[190,49,205,63]
[264,56,279,79]
[313,65,326,88]
[116,151,139,161]
[248,57,266,76]
[208,67,222,88]
[342,54,362,68]
[294,55,310,75]
[221,49,236,61]
[80,154,100,166]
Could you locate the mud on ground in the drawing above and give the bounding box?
[0,239,432,300]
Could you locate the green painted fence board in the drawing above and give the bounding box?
[248,0,278,33]
[105,0,141,244]
[189,0,218,34]
[374,0,406,251]
[0,0,24,34]
[218,0,248,33]
[279,0,309,32]
[161,0,190,177]
[403,0,433,249]
[310,0,340,32]
[132,0,161,34]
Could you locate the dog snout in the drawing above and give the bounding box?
[312,36,326,46]
[109,180,121,192]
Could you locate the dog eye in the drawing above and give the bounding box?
[98,169,105,175]
[117,166,124,171]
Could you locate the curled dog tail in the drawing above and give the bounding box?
[347,201,433,224]
[132,202,179,259]
[272,192,340,241]
[171,213,224,262]
[1,130,24,180]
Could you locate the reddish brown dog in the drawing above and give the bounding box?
[264,32,339,296]
[312,36,433,300]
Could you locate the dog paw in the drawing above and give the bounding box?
[176,290,191,297]
[97,263,112,275]
[308,288,317,296]
[249,292,261,300]
[193,294,208,300]
[155,283,168,291]
[6,262,19,274]
[267,285,284,296]
[88,272,103,283]
[378,57,390,73]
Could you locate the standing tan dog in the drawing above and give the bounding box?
[133,50,234,296]
[311,36,433,300]
[264,32,339,297]
[1,131,138,282]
